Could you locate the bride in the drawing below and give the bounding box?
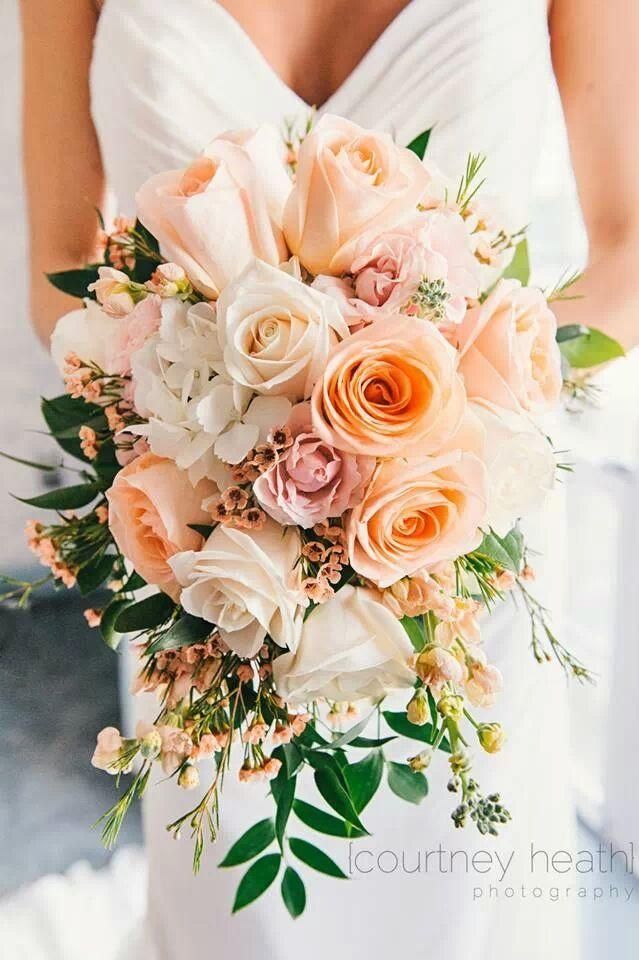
[19,1,639,958]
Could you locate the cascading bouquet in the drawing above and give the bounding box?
[3,115,623,916]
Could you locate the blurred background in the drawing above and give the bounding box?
[1,1,639,955]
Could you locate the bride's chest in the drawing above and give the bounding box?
[91,0,552,216]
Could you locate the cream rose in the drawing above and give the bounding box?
[456,279,563,413]
[272,586,415,704]
[283,114,432,276]
[346,452,488,588]
[471,400,556,536]
[106,453,215,600]
[51,300,121,375]
[169,519,305,658]
[216,259,348,401]
[311,315,468,458]
[136,130,289,298]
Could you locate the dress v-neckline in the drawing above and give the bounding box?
[211,0,418,112]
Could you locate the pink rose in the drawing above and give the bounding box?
[283,115,432,276]
[346,451,488,588]
[311,315,469,458]
[455,279,562,412]
[108,295,162,375]
[106,452,215,600]
[136,129,289,298]
[253,403,374,527]
[350,212,479,323]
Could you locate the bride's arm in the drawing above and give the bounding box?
[550,0,639,348]
[20,0,105,345]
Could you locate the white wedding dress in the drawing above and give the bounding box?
[6,1,580,957]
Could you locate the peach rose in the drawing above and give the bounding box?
[136,129,289,298]
[346,451,488,588]
[311,315,469,458]
[455,279,562,413]
[106,452,215,600]
[283,115,432,276]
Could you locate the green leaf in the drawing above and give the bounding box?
[343,750,384,813]
[187,523,215,539]
[273,742,305,779]
[275,775,296,850]
[122,571,147,593]
[145,614,213,654]
[292,799,365,839]
[219,818,275,867]
[15,482,103,511]
[113,593,175,633]
[99,598,132,650]
[406,128,432,160]
[41,395,105,462]
[349,735,397,749]
[315,707,378,751]
[401,616,425,651]
[232,853,281,912]
[0,450,57,472]
[558,325,625,368]
[76,553,115,595]
[502,239,530,284]
[476,528,523,573]
[289,837,347,879]
[281,866,306,918]
[382,710,433,743]
[313,768,368,834]
[46,267,100,299]
[387,762,429,804]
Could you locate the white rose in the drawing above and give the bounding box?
[169,519,305,658]
[272,586,416,704]
[50,299,121,374]
[216,259,349,401]
[472,400,556,536]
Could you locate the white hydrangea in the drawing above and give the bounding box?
[130,299,291,484]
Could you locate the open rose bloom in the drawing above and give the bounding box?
[33,112,598,914]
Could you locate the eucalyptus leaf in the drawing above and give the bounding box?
[219,818,275,867]
[289,837,347,879]
[232,853,281,912]
[387,762,429,804]
[314,707,378,751]
[281,866,306,918]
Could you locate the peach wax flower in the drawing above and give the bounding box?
[346,451,488,588]
[455,279,563,413]
[106,452,215,600]
[311,315,469,458]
